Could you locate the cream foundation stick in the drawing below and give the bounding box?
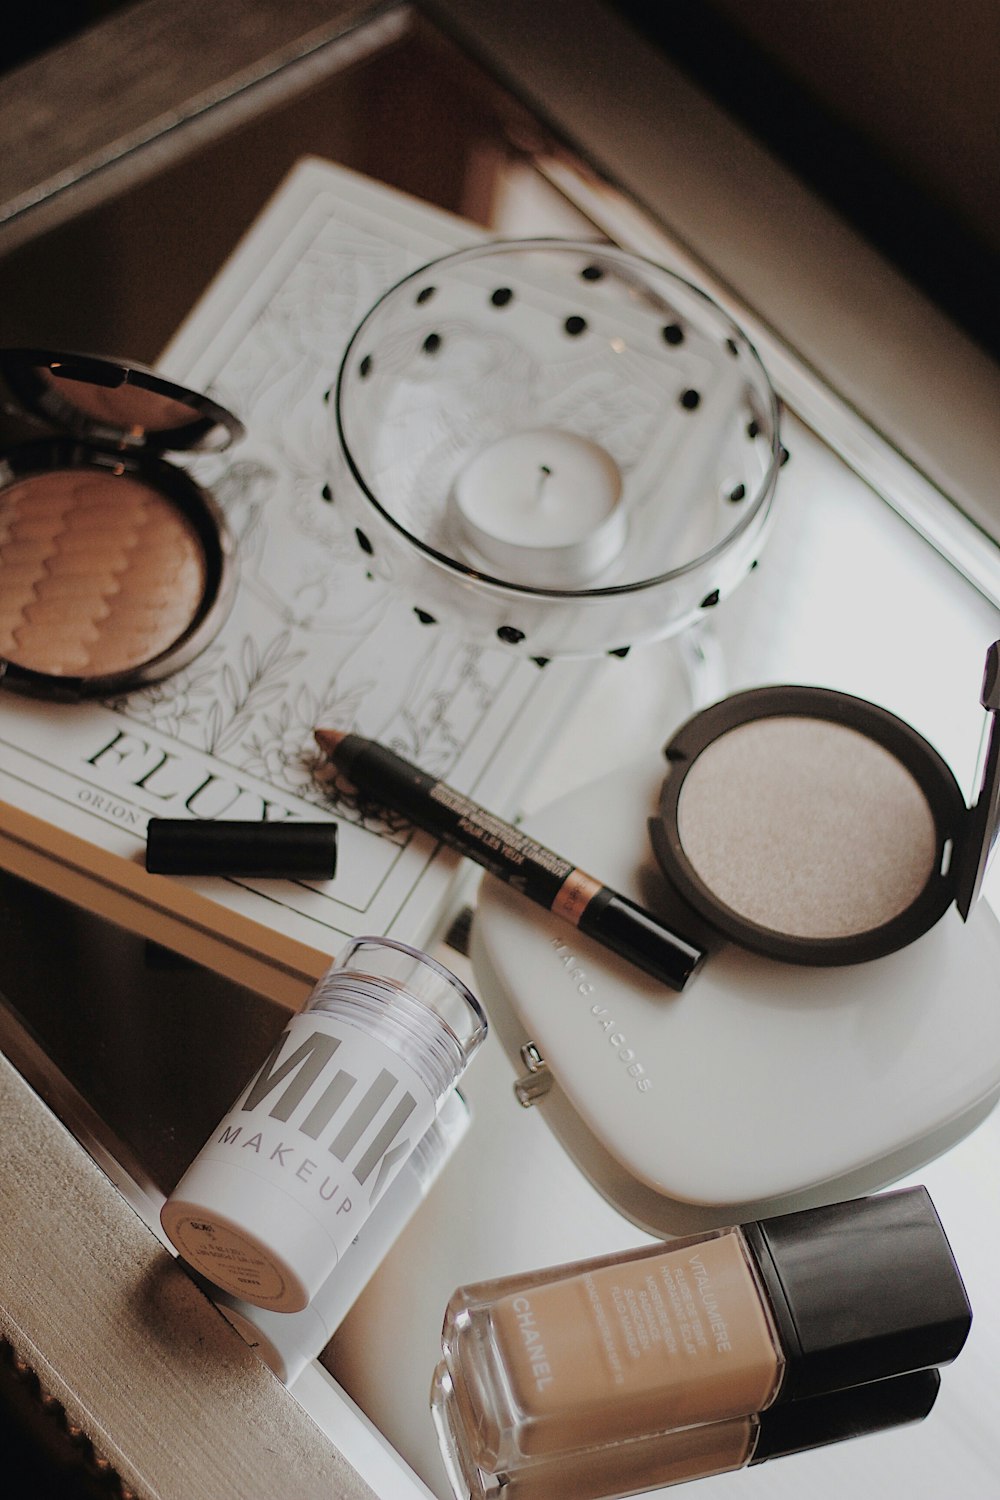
[161,939,485,1314]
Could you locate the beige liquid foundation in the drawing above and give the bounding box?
[431,1187,970,1499]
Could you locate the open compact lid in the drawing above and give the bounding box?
[956,639,1000,918]
[0,348,244,454]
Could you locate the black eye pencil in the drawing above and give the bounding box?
[315,729,704,991]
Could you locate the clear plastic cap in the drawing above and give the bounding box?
[307,936,488,1097]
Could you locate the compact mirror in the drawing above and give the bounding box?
[648,643,1000,966]
[0,348,241,700]
[0,347,243,452]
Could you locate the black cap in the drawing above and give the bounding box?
[955,639,1000,919]
[580,887,705,991]
[751,1367,940,1463]
[742,1186,971,1403]
[145,818,338,879]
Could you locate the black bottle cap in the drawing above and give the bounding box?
[145,818,338,878]
[743,1186,971,1402]
[751,1367,940,1463]
[955,639,1000,918]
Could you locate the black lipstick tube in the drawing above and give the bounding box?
[145,817,338,878]
[316,730,703,991]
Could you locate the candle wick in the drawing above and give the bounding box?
[535,464,553,504]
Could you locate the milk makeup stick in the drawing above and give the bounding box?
[204,1090,471,1384]
[432,1187,969,1493]
[314,730,704,990]
[161,937,485,1312]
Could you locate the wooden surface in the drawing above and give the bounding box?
[0,1052,376,1500]
[0,0,406,252]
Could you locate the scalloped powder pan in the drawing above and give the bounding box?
[0,349,241,700]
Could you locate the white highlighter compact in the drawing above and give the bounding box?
[469,641,1000,1222]
[649,647,1000,965]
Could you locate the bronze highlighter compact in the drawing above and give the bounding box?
[0,348,242,700]
[649,642,1000,966]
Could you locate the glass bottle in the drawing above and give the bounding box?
[433,1187,969,1485]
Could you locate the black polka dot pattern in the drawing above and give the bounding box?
[414,607,437,625]
[580,264,604,281]
[355,528,374,555]
[321,484,333,503]
[422,332,442,354]
[416,286,436,304]
[662,323,684,346]
[564,315,587,336]
[700,589,720,608]
[497,625,526,645]
[728,483,746,503]
[679,389,701,411]
[490,287,513,307]
[359,355,373,379]
[608,646,631,658]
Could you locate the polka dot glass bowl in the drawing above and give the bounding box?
[333,239,782,659]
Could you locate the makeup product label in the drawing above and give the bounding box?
[427,779,582,902]
[206,1090,471,1383]
[486,1230,780,1458]
[163,1012,436,1307]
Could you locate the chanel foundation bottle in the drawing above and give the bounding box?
[161,937,486,1312]
[432,1187,969,1498]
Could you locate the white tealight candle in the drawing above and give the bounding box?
[450,427,625,587]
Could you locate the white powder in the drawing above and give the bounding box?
[675,716,938,939]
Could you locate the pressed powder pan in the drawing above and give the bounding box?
[648,643,1000,965]
[0,348,242,700]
